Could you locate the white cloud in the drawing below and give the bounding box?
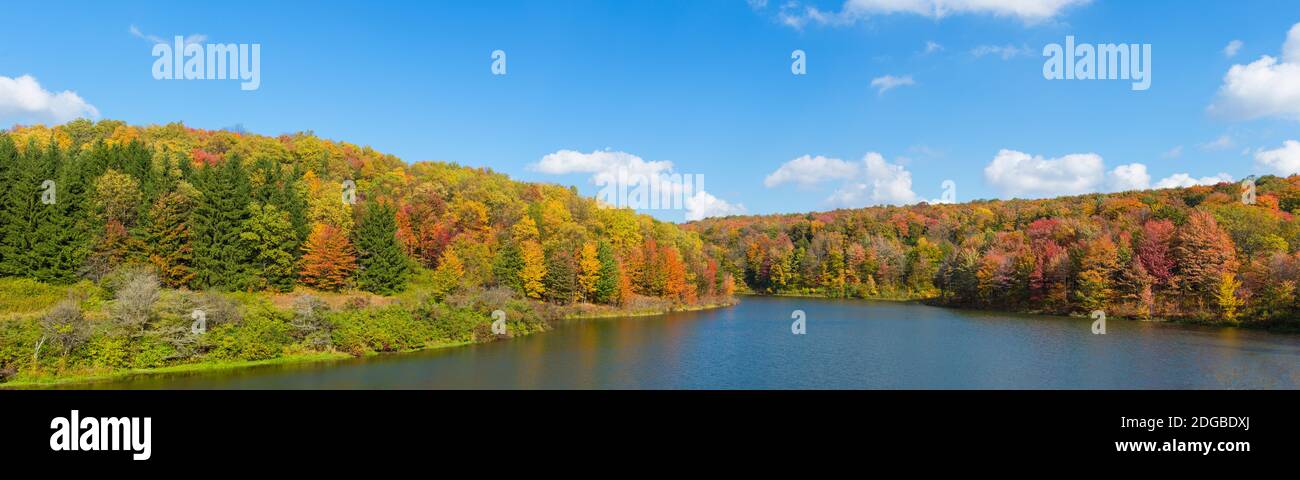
[0,75,99,125]
[1255,140,1300,176]
[534,149,674,187]
[1161,145,1184,159]
[776,0,1089,28]
[1106,163,1150,192]
[129,24,205,45]
[971,44,1031,60]
[1153,172,1233,189]
[871,74,915,95]
[1224,39,1244,58]
[924,41,944,54]
[1209,23,1300,120]
[685,191,746,221]
[1201,134,1235,150]
[766,152,918,207]
[532,149,744,220]
[983,149,1103,198]
[763,154,861,187]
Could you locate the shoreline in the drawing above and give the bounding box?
[740,291,1299,333]
[2,299,739,389]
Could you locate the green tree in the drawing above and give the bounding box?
[240,202,299,292]
[191,157,253,290]
[593,241,620,304]
[146,188,196,288]
[353,202,410,295]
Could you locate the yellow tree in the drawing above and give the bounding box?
[520,240,547,299]
[1215,272,1244,323]
[578,242,601,302]
[430,249,465,300]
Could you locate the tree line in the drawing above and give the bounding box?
[0,120,731,306]
[686,177,1300,326]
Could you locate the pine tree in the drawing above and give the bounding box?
[593,241,620,304]
[492,241,525,293]
[240,202,299,292]
[190,157,253,290]
[353,202,410,294]
[299,223,356,291]
[0,140,50,276]
[32,144,92,283]
[146,189,195,288]
[542,244,577,304]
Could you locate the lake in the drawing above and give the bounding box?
[88,296,1300,389]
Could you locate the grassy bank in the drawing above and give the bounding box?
[0,276,737,388]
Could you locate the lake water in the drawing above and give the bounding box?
[90,296,1300,389]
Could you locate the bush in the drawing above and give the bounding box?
[39,296,89,359]
[85,334,133,370]
[110,270,160,334]
[291,295,332,350]
[201,305,292,361]
[329,306,436,355]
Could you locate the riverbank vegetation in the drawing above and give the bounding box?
[685,177,1300,329]
[0,120,734,385]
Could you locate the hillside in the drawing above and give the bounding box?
[0,119,732,385]
[684,178,1300,327]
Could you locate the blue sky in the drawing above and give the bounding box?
[2,0,1299,221]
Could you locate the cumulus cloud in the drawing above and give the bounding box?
[1106,163,1151,192]
[766,152,918,207]
[0,75,99,125]
[532,149,744,220]
[1209,23,1300,120]
[871,75,915,95]
[971,44,1032,60]
[763,155,861,187]
[983,149,1103,198]
[685,191,746,221]
[1153,172,1233,189]
[1255,140,1300,176]
[775,0,1089,28]
[1224,39,1244,58]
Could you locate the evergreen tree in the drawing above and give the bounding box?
[190,157,253,290]
[0,140,51,276]
[146,188,196,288]
[542,244,577,304]
[353,202,409,294]
[492,241,525,293]
[593,241,620,304]
[32,144,92,283]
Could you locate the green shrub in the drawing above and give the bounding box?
[201,305,292,361]
[85,334,133,370]
[329,306,436,355]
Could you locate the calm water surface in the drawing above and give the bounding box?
[90,296,1300,389]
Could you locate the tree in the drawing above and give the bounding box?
[299,223,357,291]
[577,242,601,302]
[191,157,253,290]
[429,248,464,300]
[1174,211,1238,298]
[1214,272,1244,323]
[663,247,689,302]
[492,241,525,294]
[593,241,620,304]
[354,202,410,294]
[1137,219,1176,289]
[542,244,577,304]
[240,202,299,292]
[146,189,196,288]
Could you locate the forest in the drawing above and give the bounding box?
[685,174,1300,328]
[0,119,732,384]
